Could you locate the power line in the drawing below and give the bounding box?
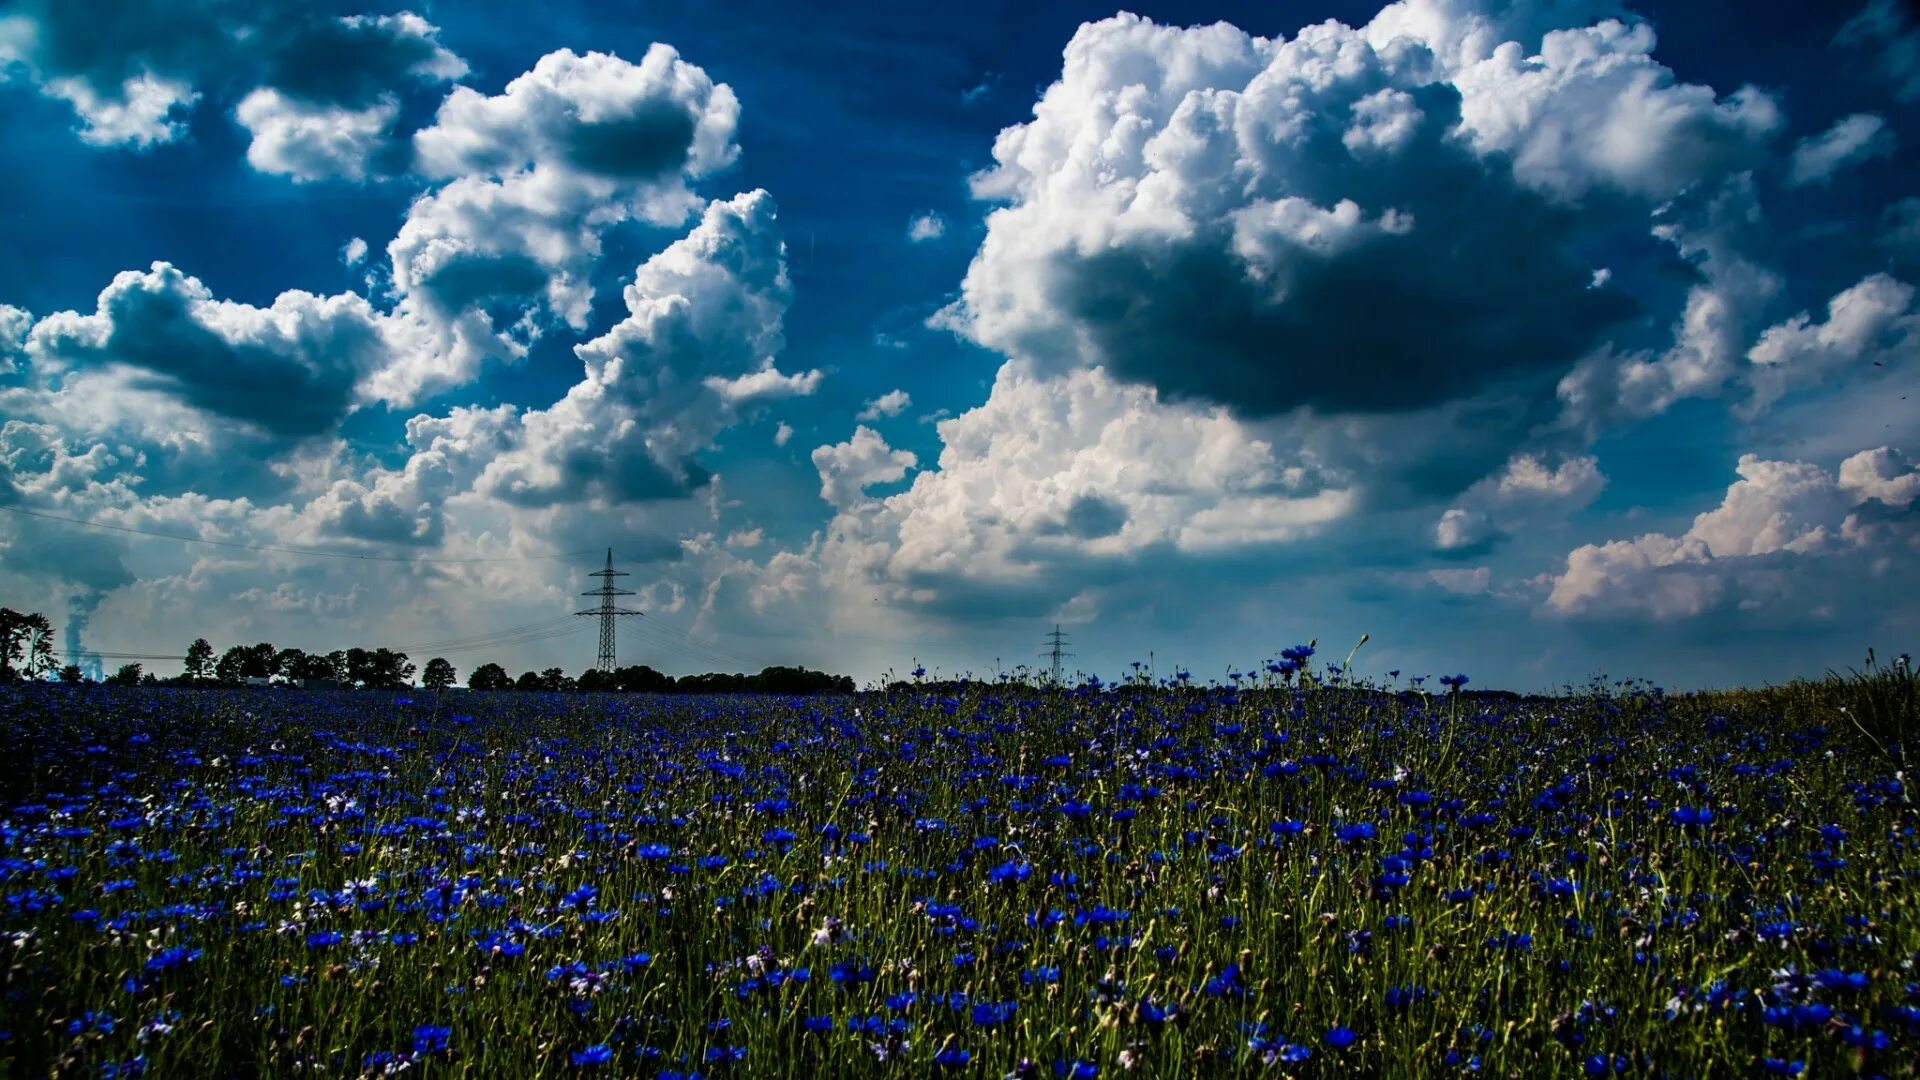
[638,613,768,669]
[0,504,597,564]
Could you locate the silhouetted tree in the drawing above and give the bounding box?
[345,647,415,689]
[183,638,214,682]
[0,609,54,682]
[539,667,574,692]
[215,642,279,684]
[423,657,457,690]
[58,664,83,684]
[515,670,543,691]
[107,663,143,686]
[467,662,512,691]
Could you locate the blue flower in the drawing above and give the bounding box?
[570,1044,614,1067]
[412,1025,451,1054]
[145,946,201,974]
[1324,1026,1357,1050]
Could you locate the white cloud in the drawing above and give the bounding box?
[342,237,369,266]
[477,190,805,506]
[1434,452,1604,551]
[1840,447,1920,507]
[816,363,1355,615]
[774,421,794,447]
[812,426,917,507]
[296,405,516,545]
[1435,507,1493,552]
[1555,175,1781,425]
[42,72,200,148]
[24,262,392,438]
[377,45,740,400]
[0,7,465,154]
[1543,449,1920,618]
[1441,19,1780,201]
[1494,454,1605,501]
[704,364,823,403]
[907,212,947,242]
[857,389,911,421]
[1746,272,1918,411]
[937,8,1768,427]
[0,304,31,374]
[236,88,397,183]
[1787,113,1894,187]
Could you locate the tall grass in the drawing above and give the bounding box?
[1,671,1915,1078]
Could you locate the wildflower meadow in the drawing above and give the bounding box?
[3,656,1917,1077]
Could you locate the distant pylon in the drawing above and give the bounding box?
[1041,624,1072,685]
[576,548,640,672]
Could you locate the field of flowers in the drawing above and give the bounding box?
[2,662,1916,1077]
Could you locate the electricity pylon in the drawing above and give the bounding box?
[576,549,639,672]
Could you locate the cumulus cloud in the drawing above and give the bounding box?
[478,190,811,506]
[1786,113,1894,187]
[1435,507,1494,553]
[907,213,946,242]
[380,46,740,398]
[1555,174,1781,427]
[774,421,794,447]
[0,304,31,373]
[296,405,515,546]
[235,89,398,183]
[857,389,911,421]
[1543,449,1920,619]
[0,4,463,154]
[936,9,1779,422]
[24,262,391,438]
[816,363,1354,617]
[1434,451,1605,552]
[812,426,916,507]
[1746,273,1918,412]
[36,72,200,148]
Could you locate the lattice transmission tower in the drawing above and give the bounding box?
[577,549,640,672]
[1041,625,1072,685]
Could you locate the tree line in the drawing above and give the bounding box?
[0,608,852,694]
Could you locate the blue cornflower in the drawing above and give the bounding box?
[305,930,343,949]
[989,859,1033,883]
[1335,822,1377,845]
[1324,1026,1357,1050]
[934,1046,971,1067]
[570,1044,614,1067]
[145,946,201,974]
[1668,806,1714,828]
[972,1001,1017,1028]
[412,1025,451,1054]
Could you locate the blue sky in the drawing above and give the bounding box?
[1,0,1916,688]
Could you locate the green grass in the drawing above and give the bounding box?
[1,672,1916,1077]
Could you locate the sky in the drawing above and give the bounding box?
[1,0,1917,690]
